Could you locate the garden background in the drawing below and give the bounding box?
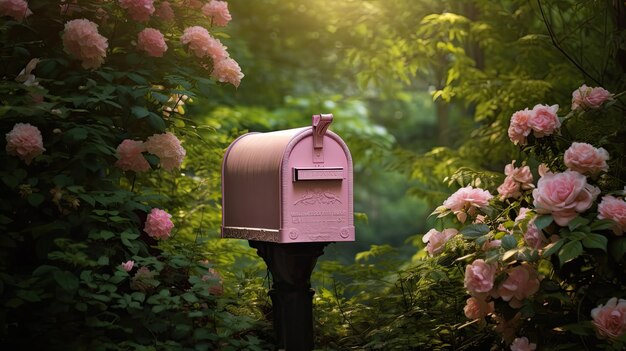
[1,0,625,350]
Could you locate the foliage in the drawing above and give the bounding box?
[0,1,272,349]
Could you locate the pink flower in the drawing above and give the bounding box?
[443,186,493,223]
[62,19,108,69]
[5,123,45,164]
[202,0,231,27]
[137,28,168,57]
[505,161,534,189]
[528,104,560,138]
[564,142,609,175]
[538,163,550,177]
[0,0,32,21]
[155,1,174,21]
[211,57,244,87]
[510,337,537,351]
[118,0,154,22]
[572,84,613,110]
[464,259,497,296]
[180,26,229,60]
[597,196,626,235]
[120,260,134,272]
[532,170,600,226]
[144,208,174,239]
[145,132,186,170]
[498,176,521,201]
[591,297,626,340]
[114,139,151,173]
[422,228,458,256]
[495,264,540,308]
[508,108,532,145]
[464,296,494,319]
[515,208,546,250]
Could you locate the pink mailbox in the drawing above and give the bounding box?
[221,113,354,243]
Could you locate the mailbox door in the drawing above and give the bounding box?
[281,132,354,242]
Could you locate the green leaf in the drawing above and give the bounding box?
[564,231,587,241]
[131,106,150,119]
[501,235,517,250]
[459,224,490,238]
[27,193,44,206]
[53,174,73,187]
[53,270,79,291]
[97,256,109,266]
[534,215,553,230]
[590,219,616,231]
[542,239,565,258]
[65,127,88,141]
[559,240,583,266]
[568,216,590,231]
[582,233,608,251]
[610,237,626,261]
[147,112,166,131]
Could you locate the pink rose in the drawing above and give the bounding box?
[120,260,134,272]
[564,142,609,175]
[505,161,534,189]
[422,228,458,256]
[145,132,186,170]
[202,0,231,27]
[571,84,613,110]
[528,104,560,137]
[62,19,108,69]
[464,296,494,320]
[597,195,626,235]
[5,123,45,164]
[495,264,540,308]
[510,337,537,351]
[118,0,154,22]
[532,170,600,226]
[114,139,151,173]
[137,28,168,57]
[591,297,626,340]
[498,176,521,201]
[443,186,493,223]
[464,259,497,296]
[508,108,532,145]
[155,1,174,21]
[144,208,174,239]
[211,57,244,87]
[0,0,32,21]
[180,26,229,60]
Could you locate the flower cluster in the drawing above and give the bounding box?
[144,208,174,239]
[62,19,109,69]
[5,123,45,164]
[427,84,626,348]
[115,132,185,172]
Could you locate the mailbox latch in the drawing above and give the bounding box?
[312,113,333,163]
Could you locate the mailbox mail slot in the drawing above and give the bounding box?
[221,114,355,243]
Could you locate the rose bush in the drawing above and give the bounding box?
[427,84,626,350]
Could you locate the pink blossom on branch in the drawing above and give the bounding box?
[114,139,151,173]
[591,297,626,340]
[508,108,532,145]
[563,142,609,175]
[144,208,174,239]
[422,228,457,256]
[202,0,231,27]
[532,170,600,226]
[443,186,493,223]
[180,26,229,60]
[528,104,560,138]
[137,28,168,57]
[510,337,537,351]
[572,84,613,111]
[5,123,45,164]
[62,19,108,69]
[464,296,494,320]
[118,0,154,22]
[145,132,186,170]
[155,1,174,21]
[464,259,497,297]
[0,0,32,21]
[211,57,244,87]
[597,195,626,235]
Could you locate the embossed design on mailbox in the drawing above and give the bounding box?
[221,113,354,243]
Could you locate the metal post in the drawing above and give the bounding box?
[249,241,328,351]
